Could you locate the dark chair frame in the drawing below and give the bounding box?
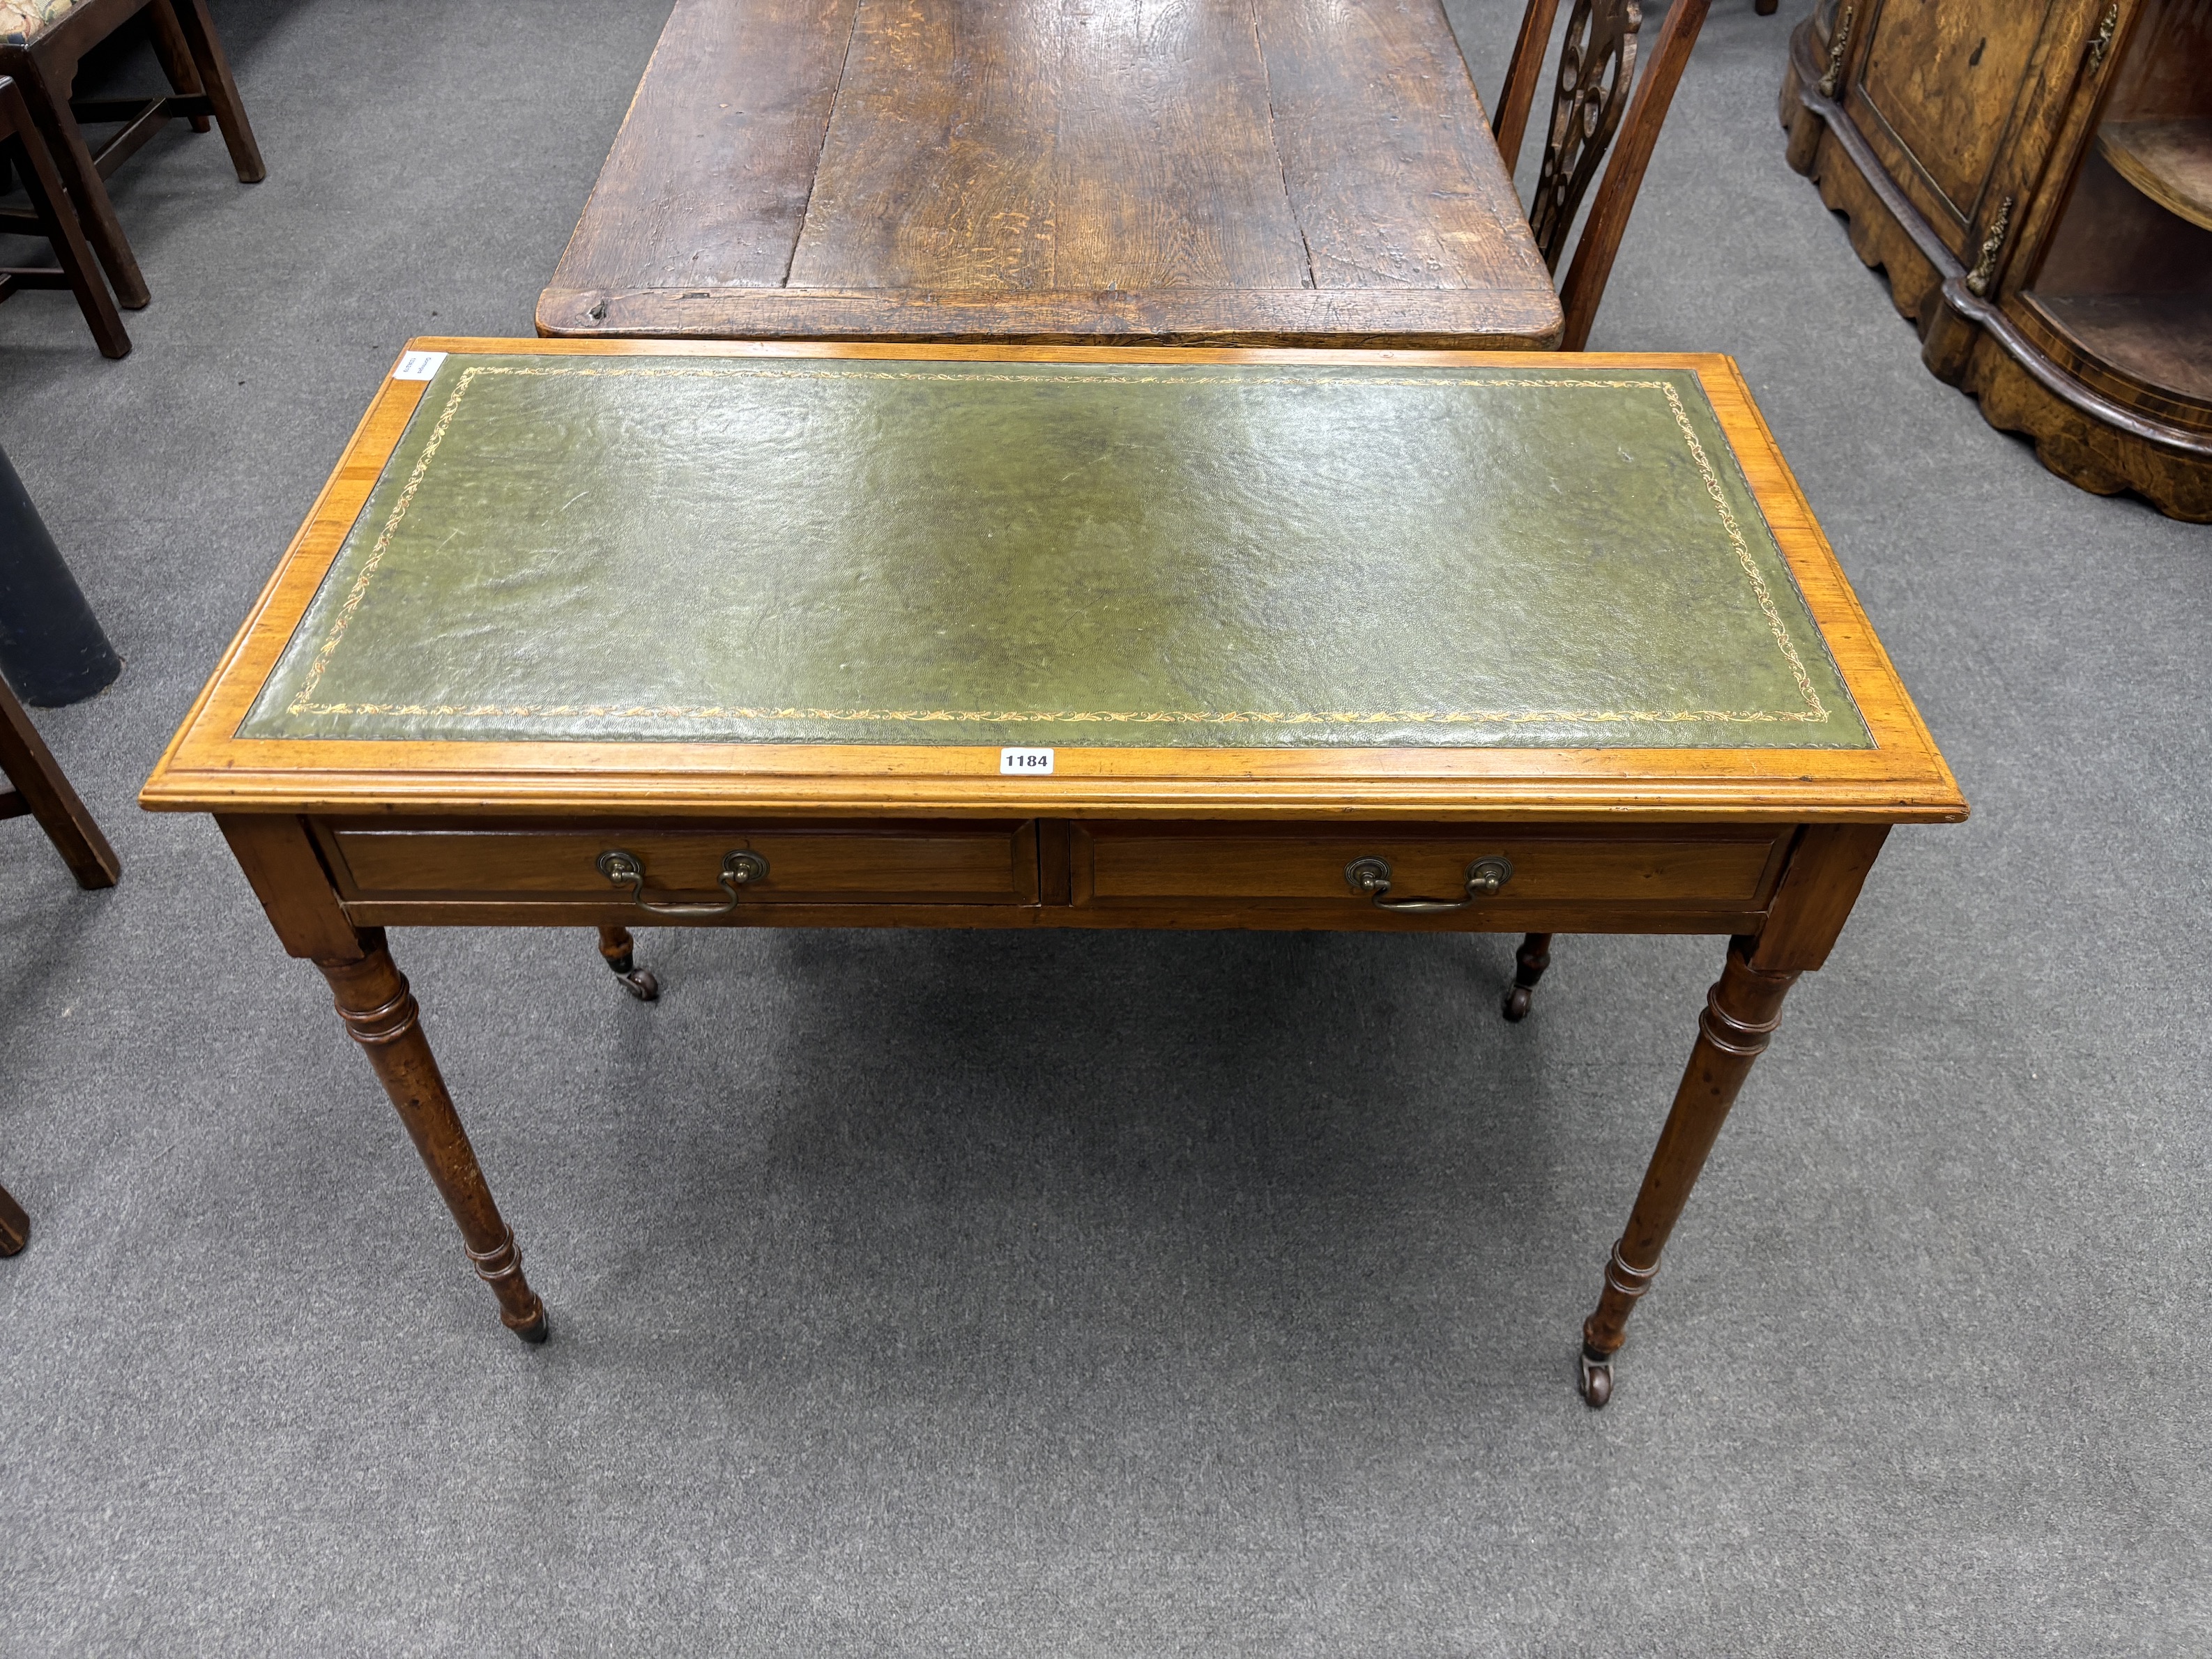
[1492,0,1714,351]
[0,72,128,355]
[0,662,120,1260]
[0,0,262,309]
[0,661,119,890]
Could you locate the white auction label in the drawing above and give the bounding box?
[1000,747,1055,776]
[391,350,448,381]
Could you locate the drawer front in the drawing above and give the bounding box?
[1071,823,1790,911]
[323,820,1039,907]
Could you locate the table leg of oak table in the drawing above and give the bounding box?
[1576,823,1889,1407]
[219,815,547,1343]
[318,940,549,1343]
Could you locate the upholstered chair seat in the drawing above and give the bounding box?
[0,1,77,47]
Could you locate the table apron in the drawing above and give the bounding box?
[338,899,1778,935]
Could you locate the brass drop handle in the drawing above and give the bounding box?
[597,848,768,916]
[1345,855,1513,912]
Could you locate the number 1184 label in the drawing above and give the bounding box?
[1000,747,1054,775]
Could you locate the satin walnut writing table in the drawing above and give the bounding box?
[143,339,1964,1405]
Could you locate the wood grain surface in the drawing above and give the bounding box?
[1071,823,1785,904]
[2097,119,2212,231]
[323,819,1042,905]
[537,0,1562,347]
[1852,0,2041,236]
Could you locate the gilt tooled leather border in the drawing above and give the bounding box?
[280,363,1837,733]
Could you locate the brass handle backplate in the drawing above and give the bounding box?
[1345,855,1514,912]
[597,848,768,916]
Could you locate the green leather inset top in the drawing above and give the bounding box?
[243,356,1872,750]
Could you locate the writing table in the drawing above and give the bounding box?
[535,0,1563,350]
[144,339,1964,1405]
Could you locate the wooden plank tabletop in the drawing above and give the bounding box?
[535,0,1565,349]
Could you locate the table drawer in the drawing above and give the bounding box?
[321,820,1039,908]
[1069,823,1790,913]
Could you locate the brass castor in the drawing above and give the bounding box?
[1502,932,1552,1023]
[597,926,659,1000]
[1578,1343,1613,1407]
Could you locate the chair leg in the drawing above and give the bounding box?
[10,57,149,308]
[597,925,659,1000]
[1502,932,1553,1022]
[0,668,121,889]
[148,0,212,132]
[0,1181,26,1255]
[2,87,130,356]
[162,0,264,182]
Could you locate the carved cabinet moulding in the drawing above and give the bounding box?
[1780,0,2212,521]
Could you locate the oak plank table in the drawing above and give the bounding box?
[535,0,1565,350]
[144,338,1964,1405]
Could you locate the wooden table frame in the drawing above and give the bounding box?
[144,339,1965,1406]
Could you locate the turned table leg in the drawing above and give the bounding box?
[1502,932,1553,1022]
[1578,945,1799,1405]
[317,938,548,1341]
[0,1181,26,1255]
[596,924,659,1000]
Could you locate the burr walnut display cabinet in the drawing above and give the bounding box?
[1781,0,2212,521]
[143,339,1965,1407]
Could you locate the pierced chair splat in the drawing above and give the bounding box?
[1493,0,1714,351]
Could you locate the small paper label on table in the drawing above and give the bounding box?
[1000,747,1054,775]
[392,351,448,381]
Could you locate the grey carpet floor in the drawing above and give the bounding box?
[0,1,2206,1652]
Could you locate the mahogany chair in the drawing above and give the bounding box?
[1492,0,1715,351]
[0,0,263,309]
[0,72,127,355]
